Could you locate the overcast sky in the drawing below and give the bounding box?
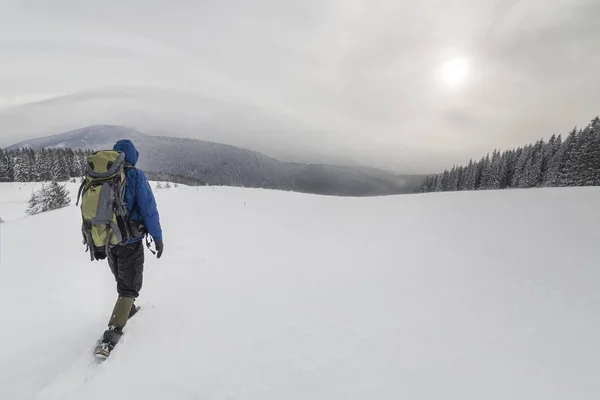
[1,0,599,173]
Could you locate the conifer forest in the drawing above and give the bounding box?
[0,148,92,183]
[416,116,600,193]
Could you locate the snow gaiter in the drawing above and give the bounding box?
[108,296,135,330]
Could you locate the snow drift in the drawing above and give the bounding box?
[0,182,599,400]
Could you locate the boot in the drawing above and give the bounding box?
[102,325,123,346]
[96,325,123,358]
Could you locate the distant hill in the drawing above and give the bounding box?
[5,125,145,151]
[0,86,365,168]
[6,125,424,196]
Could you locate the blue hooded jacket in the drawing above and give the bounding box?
[113,140,163,243]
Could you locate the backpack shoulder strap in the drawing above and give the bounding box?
[75,179,86,206]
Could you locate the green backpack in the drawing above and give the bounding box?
[76,150,135,260]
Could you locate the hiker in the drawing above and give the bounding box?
[78,139,163,357]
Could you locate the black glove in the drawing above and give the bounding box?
[94,250,107,260]
[155,241,163,259]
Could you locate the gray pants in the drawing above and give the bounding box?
[107,240,145,298]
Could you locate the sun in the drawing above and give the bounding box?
[442,58,469,86]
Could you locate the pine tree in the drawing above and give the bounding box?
[79,151,89,175]
[571,126,593,185]
[473,155,488,189]
[58,151,70,181]
[458,163,469,190]
[50,150,65,181]
[438,170,448,191]
[0,149,10,182]
[26,186,46,215]
[35,150,47,181]
[512,145,532,188]
[480,150,502,190]
[491,150,503,189]
[498,150,515,189]
[588,117,600,185]
[47,181,71,209]
[575,118,600,186]
[541,135,557,183]
[26,181,71,215]
[30,150,42,181]
[74,150,87,176]
[434,174,442,192]
[557,129,580,186]
[5,151,14,181]
[462,160,477,190]
[26,149,35,181]
[446,165,462,191]
[13,151,26,182]
[544,134,563,186]
[524,140,544,187]
[415,179,426,193]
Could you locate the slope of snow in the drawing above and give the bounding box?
[1,184,599,399]
[0,182,58,222]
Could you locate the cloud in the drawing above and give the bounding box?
[1,0,599,173]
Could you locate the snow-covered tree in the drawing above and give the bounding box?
[479,150,502,190]
[26,181,71,215]
[575,118,600,186]
[557,129,580,187]
[0,149,10,182]
[35,150,49,181]
[544,134,563,186]
[13,152,26,182]
[461,160,477,191]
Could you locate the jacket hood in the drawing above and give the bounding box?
[113,139,139,166]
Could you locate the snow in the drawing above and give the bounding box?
[1,183,599,399]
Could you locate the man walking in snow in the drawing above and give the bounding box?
[95,139,163,356]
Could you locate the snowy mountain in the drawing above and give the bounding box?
[1,182,598,399]
[5,125,146,151]
[6,125,423,196]
[0,87,367,168]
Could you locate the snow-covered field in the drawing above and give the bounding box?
[1,182,599,400]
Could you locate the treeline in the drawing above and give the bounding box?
[416,116,600,193]
[0,148,93,182]
[0,147,208,186]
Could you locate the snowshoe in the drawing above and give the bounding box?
[95,326,123,359]
[94,303,141,359]
[94,341,112,359]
